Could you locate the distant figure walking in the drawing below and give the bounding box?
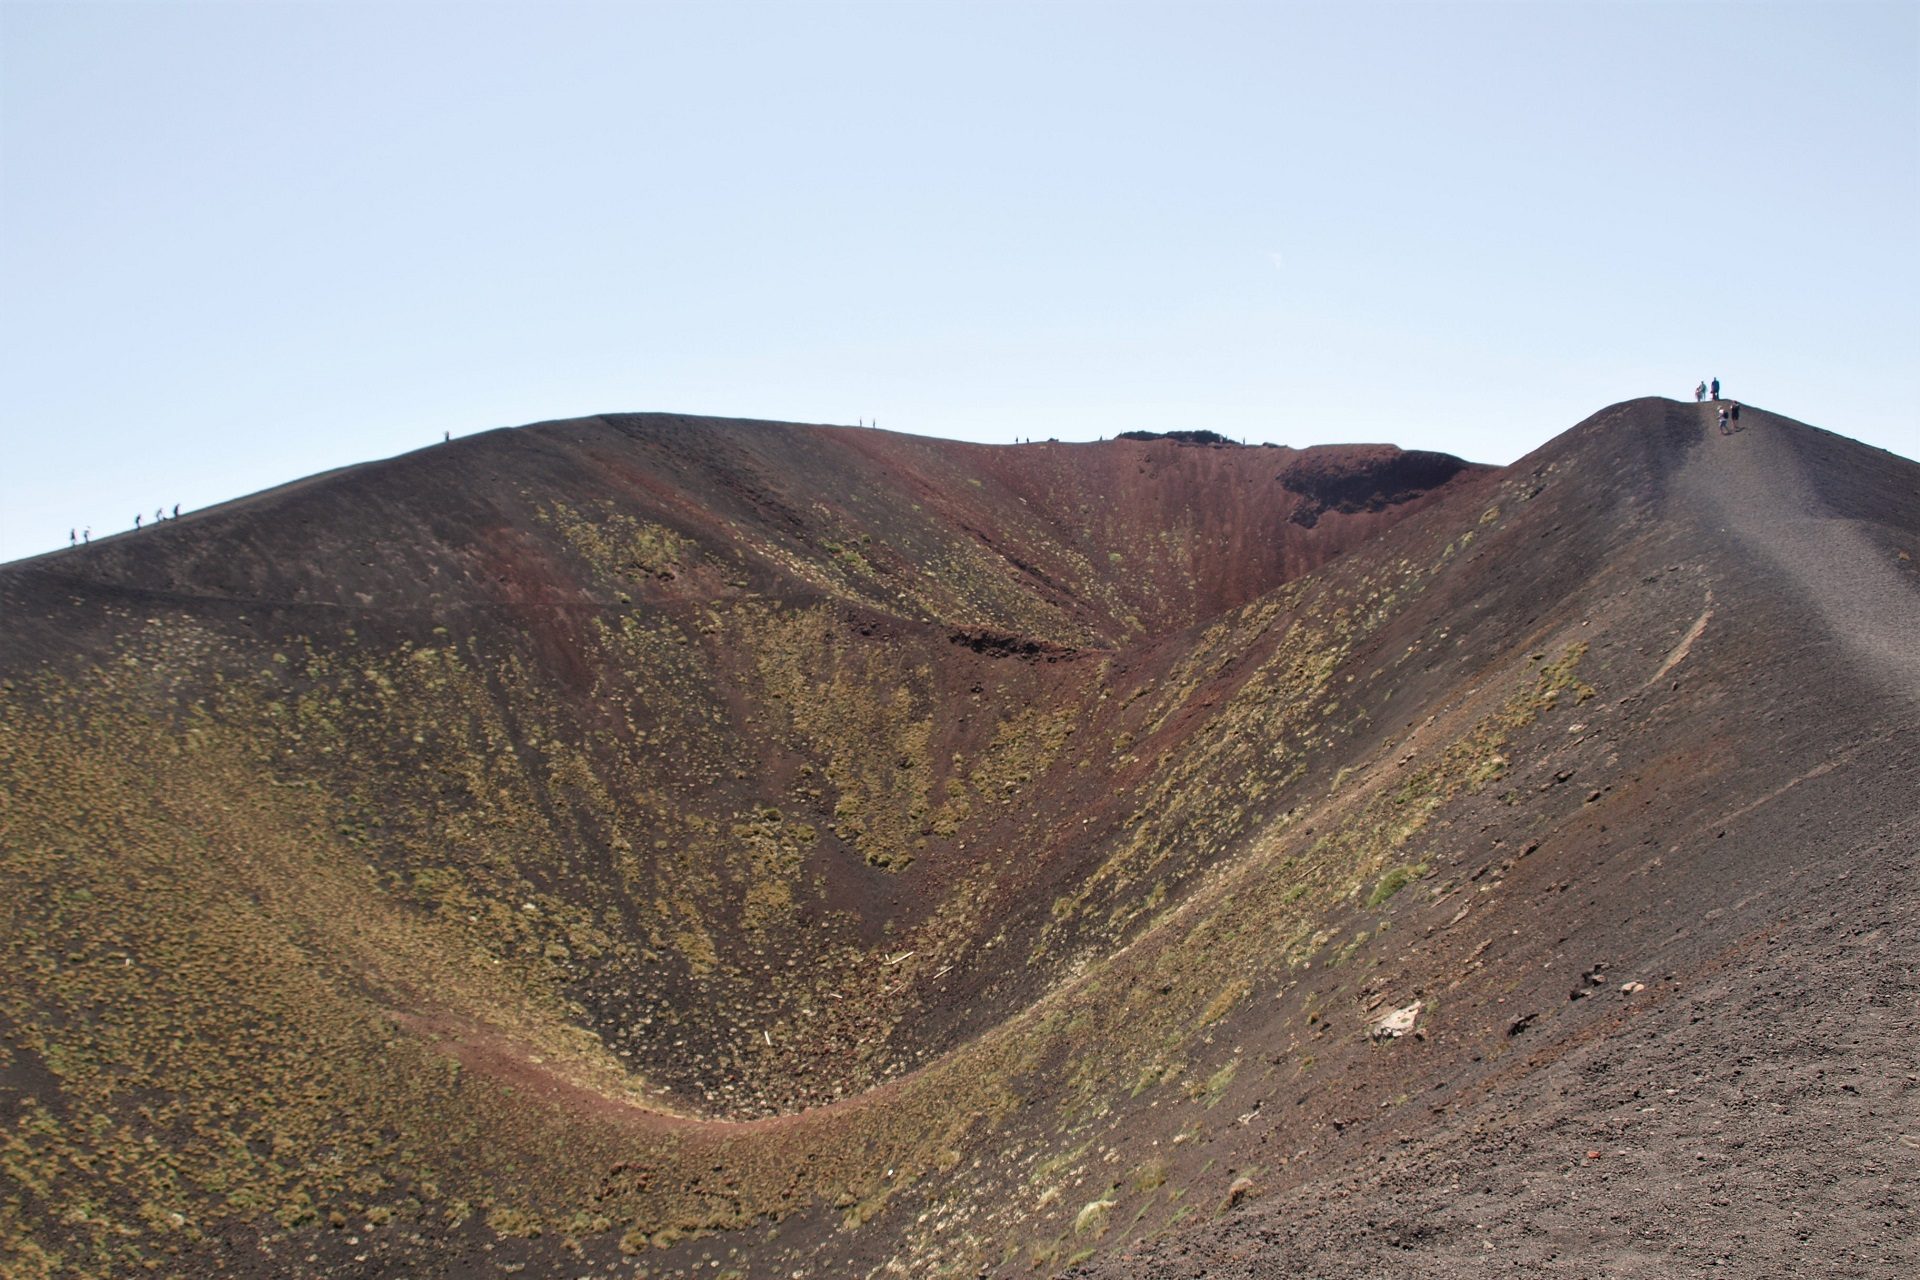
[155,508,163,524]
[1717,407,1730,435]
[1695,380,1707,402]
[1710,377,1721,401]
[83,527,90,545]
[134,514,142,530]
[1729,402,1741,430]
[172,503,180,518]
[69,528,76,546]
[444,431,450,442]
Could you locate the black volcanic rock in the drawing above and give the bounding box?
[1280,445,1473,527]
[1114,428,1237,445]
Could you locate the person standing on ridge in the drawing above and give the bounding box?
[69,529,76,546]
[1710,377,1720,401]
[172,503,180,518]
[1718,407,1730,435]
[1730,403,1741,430]
[1695,380,1707,402]
[83,527,90,544]
[134,514,142,530]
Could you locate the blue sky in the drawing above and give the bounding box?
[2,0,1915,564]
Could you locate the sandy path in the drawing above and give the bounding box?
[1677,404,1920,701]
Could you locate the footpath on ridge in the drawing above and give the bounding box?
[1677,401,1920,701]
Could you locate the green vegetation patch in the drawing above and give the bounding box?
[1366,862,1428,908]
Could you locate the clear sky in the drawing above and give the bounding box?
[2,0,1915,564]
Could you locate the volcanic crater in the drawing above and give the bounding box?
[1,398,1914,1279]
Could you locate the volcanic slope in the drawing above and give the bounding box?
[0,415,1476,1268]
[0,401,1913,1279]
[1069,401,1920,1280]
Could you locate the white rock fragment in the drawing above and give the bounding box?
[1369,1000,1423,1041]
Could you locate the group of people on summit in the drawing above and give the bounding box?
[1694,377,1742,436]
